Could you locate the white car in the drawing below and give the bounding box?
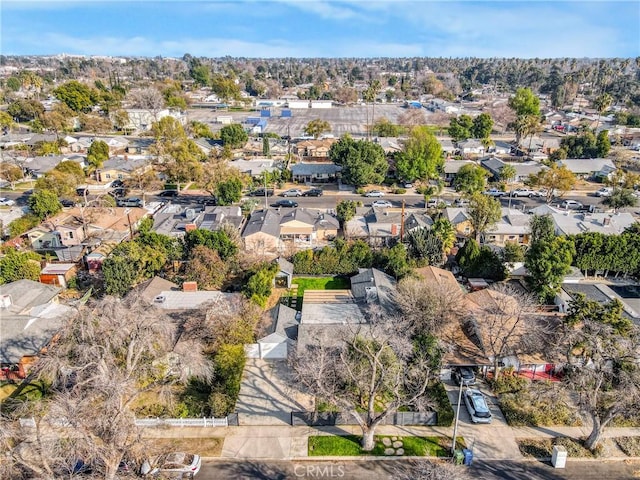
[364,190,385,197]
[281,189,303,197]
[463,389,492,424]
[560,199,584,210]
[372,200,393,208]
[483,188,506,197]
[141,452,201,478]
[0,197,15,206]
[595,187,613,197]
[509,188,538,197]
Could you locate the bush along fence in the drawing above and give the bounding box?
[291,411,437,427]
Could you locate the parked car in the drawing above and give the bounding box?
[483,188,506,197]
[595,187,613,197]
[402,182,414,189]
[272,199,298,208]
[249,188,274,197]
[560,199,584,210]
[364,190,385,197]
[76,187,89,196]
[281,188,303,197]
[198,196,217,206]
[302,188,323,197]
[117,197,143,208]
[454,198,470,207]
[60,199,75,207]
[0,197,15,206]
[109,188,127,198]
[158,190,179,197]
[110,179,125,188]
[463,389,492,424]
[426,198,451,208]
[453,367,476,386]
[509,188,538,197]
[371,200,393,208]
[141,452,201,478]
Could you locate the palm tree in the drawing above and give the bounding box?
[593,93,612,132]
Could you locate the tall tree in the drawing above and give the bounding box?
[329,135,388,187]
[220,123,248,149]
[395,126,443,182]
[453,164,488,194]
[53,80,96,112]
[555,295,639,451]
[471,112,494,139]
[467,193,502,241]
[1,295,211,480]
[87,140,110,169]
[528,164,576,203]
[290,310,435,450]
[405,227,445,266]
[28,189,62,220]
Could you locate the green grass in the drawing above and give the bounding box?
[308,435,455,457]
[292,276,350,296]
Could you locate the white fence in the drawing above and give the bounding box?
[19,416,228,428]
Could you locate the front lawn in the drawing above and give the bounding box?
[308,435,457,457]
[292,276,350,296]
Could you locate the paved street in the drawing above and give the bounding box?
[198,458,640,480]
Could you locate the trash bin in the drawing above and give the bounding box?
[551,445,567,468]
[454,449,464,465]
[463,448,473,466]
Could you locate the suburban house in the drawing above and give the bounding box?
[550,210,636,236]
[117,108,186,132]
[290,163,342,183]
[293,138,338,159]
[194,138,223,156]
[480,157,547,183]
[444,207,473,239]
[558,282,639,322]
[457,139,485,157]
[278,208,339,248]
[71,136,129,154]
[443,160,476,184]
[344,208,405,246]
[556,158,617,179]
[0,280,74,379]
[242,209,283,256]
[488,141,513,156]
[95,155,151,183]
[350,267,397,311]
[229,159,279,178]
[481,208,531,246]
[438,138,457,157]
[22,154,87,178]
[152,204,245,237]
[26,207,147,250]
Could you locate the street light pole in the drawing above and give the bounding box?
[451,377,463,455]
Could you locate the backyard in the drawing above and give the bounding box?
[286,276,350,309]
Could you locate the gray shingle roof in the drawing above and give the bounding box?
[291,163,342,176]
[242,209,281,238]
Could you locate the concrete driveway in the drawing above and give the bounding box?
[236,359,314,426]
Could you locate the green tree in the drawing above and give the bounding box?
[596,130,611,157]
[184,228,238,260]
[453,164,488,194]
[472,113,494,139]
[87,140,110,169]
[28,189,62,220]
[529,214,555,244]
[262,136,271,157]
[7,214,40,238]
[0,163,24,189]
[0,111,15,131]
[508,87,541,117]
[431,217,456,254]
[593,93,613,132]
[603,188,637,212]
[371,118,402,137]
[378,243,411,279]
[502,241,525,265]
[455,238,506,280]
[190,64,211,87]
[7,99,45,122]
[0,248,41,284]
[525,234,575,302]
[528,164,576,203]
[216,177,243,205]
[329,135,388,187]
[467,192,502,241]
[53,80,95,112]
[190,120,214,139]
[243,263,278,307]
[499,164,517,184]
[6,76,21,92]
[220,124,248,149]
[336,200,357,226]
[448,114,473,141]
[304,119,331,139]
[405,227,444,266]
[395,126,443,182]
[184,245,227,290]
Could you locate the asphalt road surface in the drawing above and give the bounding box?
[198,459,640,480]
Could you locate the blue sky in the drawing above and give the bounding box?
[2,1,639,58]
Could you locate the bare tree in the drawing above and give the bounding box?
[464,284,541,380]
[554,295,640,451]
[126,87,165,121]
[394,276,464,335]
[398,109,426,128]
[290,309,435,451]
[1,295,211,480]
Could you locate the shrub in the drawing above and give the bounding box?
[393,188,407,194]
[356,187,366,195]
[615,437,640,457]
[499,382,581,427]
[490,370,528,394]
[429,381,454,427]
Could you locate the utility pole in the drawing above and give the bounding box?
[400,199,405,242]
[451,378,464,455]
[264,172,268,210]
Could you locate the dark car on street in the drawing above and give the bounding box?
[302,188,324,197]
[109,188,127,198]
[250,188,275,197]
[158,190,179,197]
[272,199,298,208]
